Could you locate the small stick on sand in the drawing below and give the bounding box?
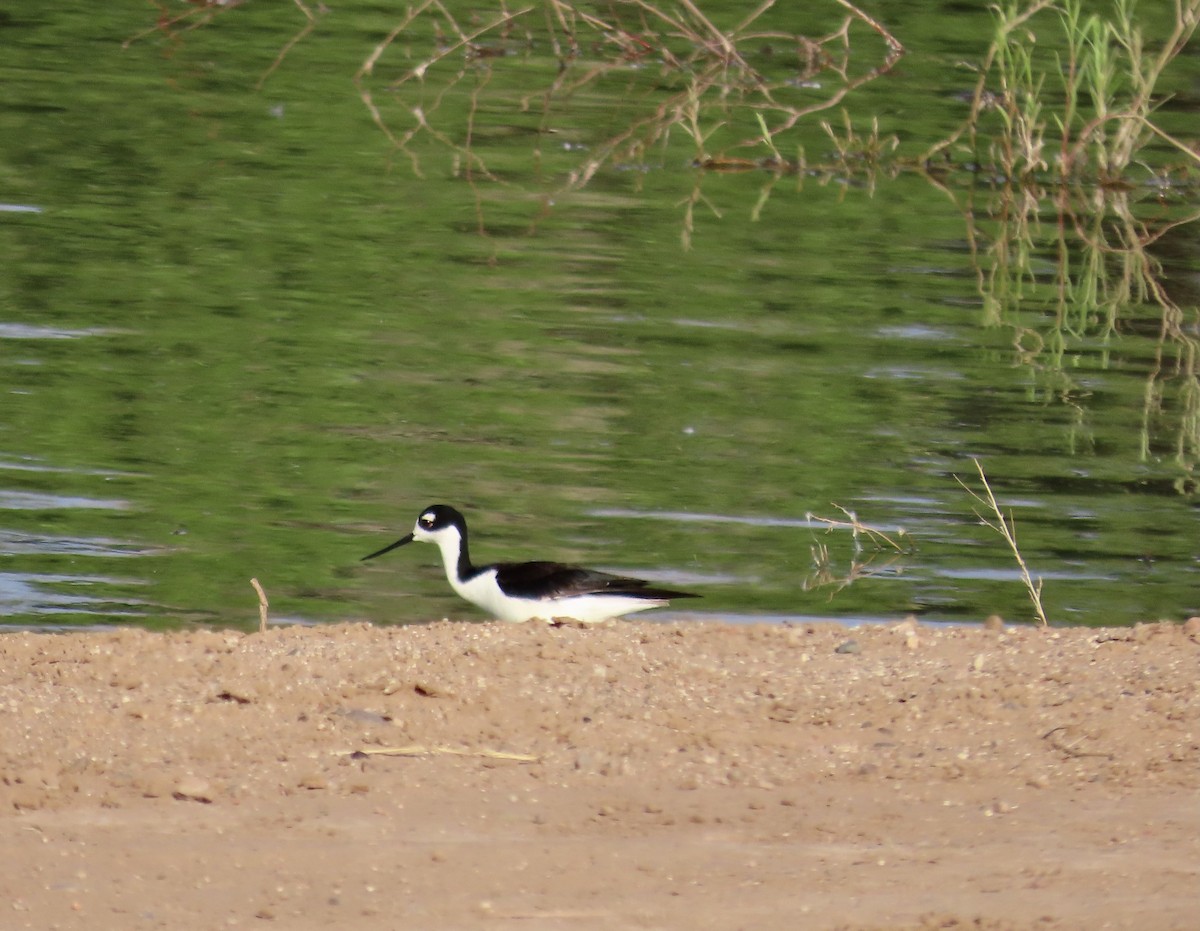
[341,745,539,763]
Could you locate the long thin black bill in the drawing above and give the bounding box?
[360,533,415,561]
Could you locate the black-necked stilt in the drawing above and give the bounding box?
[361,504,700,624]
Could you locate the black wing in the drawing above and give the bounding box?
[491,561,699,601]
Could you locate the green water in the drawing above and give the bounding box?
[1,2,1197,629]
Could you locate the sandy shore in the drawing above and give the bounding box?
[1,619,1197,930]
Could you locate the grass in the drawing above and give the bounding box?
[926,0,1200,185]
[956,459,1050,627]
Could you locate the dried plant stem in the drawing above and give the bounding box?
[806,504,909,553]
[957,459,1049,627]
[250,578,269,633]
[341,745,539,762]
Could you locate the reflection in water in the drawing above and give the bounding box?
[0,572,149,618]
[0,324,116,340]
[1,3,1197,630]
[0,531,149,558]
[0,491,130,511]
[957,182,1200,481]
[588,508,822,529]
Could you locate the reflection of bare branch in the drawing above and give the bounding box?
[389,6,535,89]
[804,544,906,597]
[357,1,433,82]
[257,0,324,89]
[349,0,903,200]
[353,4,528,182]
[733,4,904,150]
[126,0,900,238]
[803,505,912,597]
[354,1,439,163]
[123,0,247,50]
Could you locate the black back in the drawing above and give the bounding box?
[491,560,698,601]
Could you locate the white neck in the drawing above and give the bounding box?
[430,527,469,591]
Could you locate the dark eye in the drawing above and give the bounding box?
[419,515,434,528]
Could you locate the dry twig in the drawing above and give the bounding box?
[341,745,539,762]
[250,578,269,633]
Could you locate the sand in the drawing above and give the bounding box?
[1,618,1197,930]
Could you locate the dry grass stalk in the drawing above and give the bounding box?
[956,458,1049,627]
[807,503,910,553]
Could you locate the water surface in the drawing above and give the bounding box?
[2,2,1197,629]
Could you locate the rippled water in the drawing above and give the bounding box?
[1,3,1197,629]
